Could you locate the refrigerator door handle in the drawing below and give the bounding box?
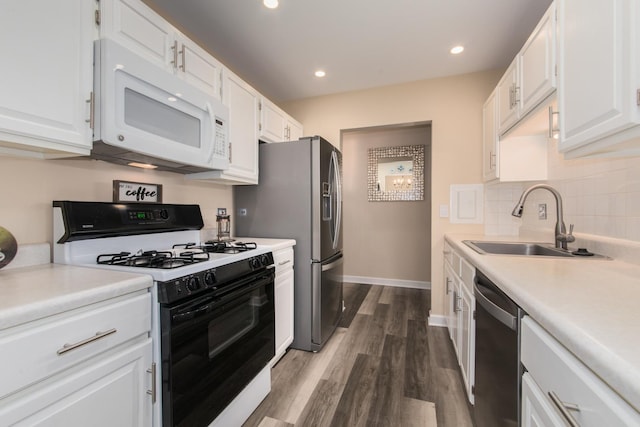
[321,254,344,271]
[333,151,342,250]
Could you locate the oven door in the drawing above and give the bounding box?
[160,270,275,427]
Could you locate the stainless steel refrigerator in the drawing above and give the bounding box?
[234,136,343,352]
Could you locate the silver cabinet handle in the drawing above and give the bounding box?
[548,391,580,427]
[445,277,452,294]
[147,362,157,404]
[57,328,117,355]
[170,40,178,69]
[180,44,186,72]
[278,259,291,266]
[85,91,94,129]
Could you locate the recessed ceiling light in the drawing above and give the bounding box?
[263,0,278,9]
[315,70,326,78]
[450,45,464,55]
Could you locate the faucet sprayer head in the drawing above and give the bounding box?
[511,204,524,218]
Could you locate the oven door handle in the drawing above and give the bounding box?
[172,303,215,323]
[172,273,274,324]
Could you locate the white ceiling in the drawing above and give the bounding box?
[142,0,553,103]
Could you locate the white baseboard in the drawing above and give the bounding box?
[342,275,430,290]
[428,312,447,327]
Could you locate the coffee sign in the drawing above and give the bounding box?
[113,180,163,203]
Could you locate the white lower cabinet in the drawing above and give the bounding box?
[272,246,294,365]
[521,316,640,427]
[0,291,153,426]
[0,339,152,427]
[443,241,475,404]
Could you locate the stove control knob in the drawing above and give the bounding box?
[250,257,261,269]
[159,209,169,220]
[204,271,215,287]
[260,254,270,265]
[187,277,200,292]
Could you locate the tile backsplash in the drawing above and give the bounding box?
[485,139,640,242]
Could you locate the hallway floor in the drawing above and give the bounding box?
[243,283,474,427]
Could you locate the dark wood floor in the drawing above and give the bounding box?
[243,283,474,427]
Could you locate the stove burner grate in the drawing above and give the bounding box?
[96,249,210,269]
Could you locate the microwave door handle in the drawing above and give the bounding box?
[204,102,218,164]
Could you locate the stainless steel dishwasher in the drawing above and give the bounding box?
[473,270,523,427]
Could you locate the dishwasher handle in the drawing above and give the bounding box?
[474,278,518,331]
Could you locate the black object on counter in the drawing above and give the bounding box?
[571,248,595,256]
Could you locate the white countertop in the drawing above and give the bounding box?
[0,263,152,330]
[445,233,640,413]
[236,237,296,252]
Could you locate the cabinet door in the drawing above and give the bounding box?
[520,3,556,116]
[260,98,287,143]
[287,119,304,141]
[521,373,564,427]
[274,268,294,363]
[497,58,520,135]
[482,92,498,181]
[100,0,173,72]
[0,0,94,156]
[558,0,638,151]
[458,282,475,404]
[225,70,260,182]
[0,339,153,427]
[176,35,223,99]
[443,263,458,348]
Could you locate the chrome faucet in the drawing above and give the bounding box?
[511,184,575,250]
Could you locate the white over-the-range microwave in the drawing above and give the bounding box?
[91,38,229,173]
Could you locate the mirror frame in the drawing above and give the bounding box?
[367,144,425,201]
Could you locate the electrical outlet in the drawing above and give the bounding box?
[238,208,247,216]
[538,203,547,220]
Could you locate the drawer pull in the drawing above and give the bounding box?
[278,259,291,266]
[548,391,580,427]
[147,362,157,403]
[56,328,117,355]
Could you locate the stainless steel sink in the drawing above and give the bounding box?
[463,240,576,257]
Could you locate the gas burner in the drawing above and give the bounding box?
[172,241,258,254]
[96,248,210,269]
[203,241,257,254]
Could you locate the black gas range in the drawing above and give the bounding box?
[52,201,275,427]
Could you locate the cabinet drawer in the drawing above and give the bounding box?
[0,292,151,399]
[521,317,640,426]
[443,241,454,267]
[273,247,294,272]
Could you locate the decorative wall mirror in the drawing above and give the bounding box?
[368,144,425,201]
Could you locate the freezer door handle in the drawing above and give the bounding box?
[321,253,344,271]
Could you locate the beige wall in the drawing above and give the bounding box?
[283,70,501,318]
[0,156,231,245]
[341,124,431,284]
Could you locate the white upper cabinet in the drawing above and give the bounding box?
[497,3,557,136]
[187,68,260,184]
[0,0,95,158]
[259,98,304,143]
[100,0,223,99]
[482,91,499,181]
[557,0,640,158]
[497,58,520,134]
[519,3,557,116]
